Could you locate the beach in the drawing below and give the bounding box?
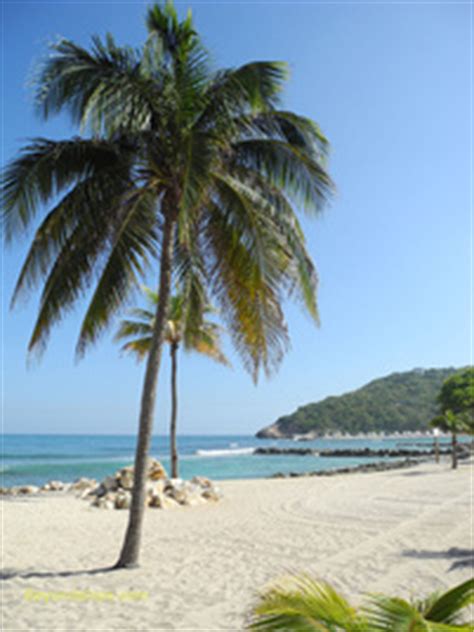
[2,458,471,630]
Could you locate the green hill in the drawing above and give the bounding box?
[256,367,460,438]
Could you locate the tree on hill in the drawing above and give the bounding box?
[431,367,474,469]
[116,288,229,478]
[2,1,333,567]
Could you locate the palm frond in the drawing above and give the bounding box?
[1,137,127,242]
[34,35,159,134]
[76,187,159,356]
[233,138,333,215]
[249,575,365,632]
[364,589,473,632]
[120,336,153,361]
[199,62,289,132]
[421,579,474,625]
[205,204,289,381]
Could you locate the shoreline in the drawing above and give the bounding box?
[0,454,436,495]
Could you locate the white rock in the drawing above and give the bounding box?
[191,476,212,488]
[118,467,134,490]
[15,485,40,495]
[71,477,97,491]
[202,487,222,502]
[91,496,115,509]
[43,480,64,491]
[114,491,132,510]
[149,492,179,509]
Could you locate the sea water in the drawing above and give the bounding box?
[1,434,450,487]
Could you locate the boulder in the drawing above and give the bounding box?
[146,479,166,497]
[202,487,222,502]
[71,477,97,491]
[42,480,64,491]
[91,496,114,509]
[114,490,132,510]
[148,459,167,481]
[118,467,134,490]
[148,492,179,509]
[14,485,40,495]
[191,476,212,488]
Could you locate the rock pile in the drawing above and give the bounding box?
[0,459,222,510]
[87,460,222,510]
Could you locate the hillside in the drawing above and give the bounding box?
[256,367,459,438]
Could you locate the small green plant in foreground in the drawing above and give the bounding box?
[248,575,473,631]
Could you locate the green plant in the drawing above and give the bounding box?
[248,575,473,631]
[431,367,474,469]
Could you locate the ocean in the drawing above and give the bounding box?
[1,434,449,487]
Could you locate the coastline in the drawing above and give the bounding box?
[2,457,471,630]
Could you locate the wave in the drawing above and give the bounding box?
[195,447,255,457]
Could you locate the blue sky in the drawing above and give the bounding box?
[2,1,471,435]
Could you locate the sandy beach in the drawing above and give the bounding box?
[2,458,471,631]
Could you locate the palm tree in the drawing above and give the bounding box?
[1,2,334,568]
[248,575,473,631]
[115,287,229,478]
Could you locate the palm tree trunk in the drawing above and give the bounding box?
[115,210,176,569]
[452,432,458,469]
[170,342,179,479]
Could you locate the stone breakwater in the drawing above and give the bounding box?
[271,457,424,478]
[0,459,222,510]
[254,446,470,458]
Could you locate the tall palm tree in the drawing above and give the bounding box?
[248,575,473,631]
[115,287,229,478]
[1,2,334,567]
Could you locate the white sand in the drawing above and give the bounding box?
[2,459,472,630]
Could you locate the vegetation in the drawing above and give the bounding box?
[116,288,229,478]
[257,368,460,438]
[2,1,333,567]
[248,575,473,631]
[430,367,474,469]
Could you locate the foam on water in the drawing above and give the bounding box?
[195,447,255,457]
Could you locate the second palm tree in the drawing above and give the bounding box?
[116,288,229,478]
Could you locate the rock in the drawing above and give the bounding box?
[71,477,97,491]
[166,483,189,505]
[114,490,132,510]
[103,475,119,492]
[117,467,134,490]
[42,480,65,491]
[14,485,40,495]
[255,423,287,439]
[145,480,166,500]
[148,492,179,509]
[202,487,222,502]
[91,496,115,510]
[148,459,167,480]
[92,475,119,498]
[191,476,212,488]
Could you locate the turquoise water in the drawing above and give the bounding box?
[1,434,448,487]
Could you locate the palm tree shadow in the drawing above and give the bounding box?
[402,547,473,571]
[0,565,119,581]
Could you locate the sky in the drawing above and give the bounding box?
[1,1,471,435]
